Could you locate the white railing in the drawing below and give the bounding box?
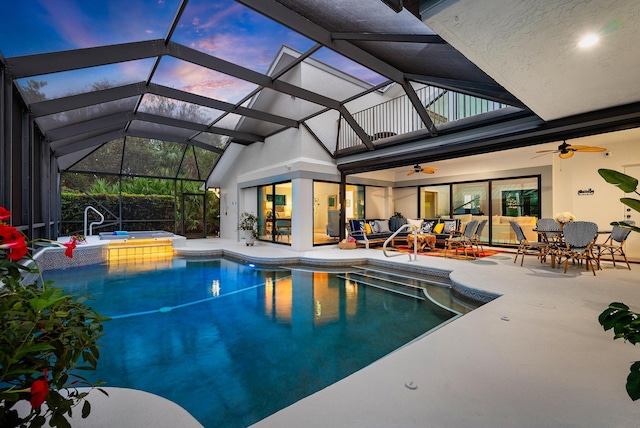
[84,206,105,237]
[383,224,417,262]
[338,85,509,150]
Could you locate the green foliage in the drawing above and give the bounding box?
[60,193,176,235]
[598,169,640,401]
[0,246,109,426]
[598,303,640,400]
[237,212,259,239]
[61,173,220,236]
[598,169,640,233]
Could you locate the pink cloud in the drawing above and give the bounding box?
[188,2,243,32]
[36,0,101,48]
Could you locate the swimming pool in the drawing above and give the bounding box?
[44,258,463,427]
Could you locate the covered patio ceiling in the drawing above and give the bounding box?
[1,0,638,179]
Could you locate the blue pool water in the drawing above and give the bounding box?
[45,258,457,427]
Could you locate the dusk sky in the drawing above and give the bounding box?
[0,0,385,104]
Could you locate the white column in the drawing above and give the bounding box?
[292,178,314,251]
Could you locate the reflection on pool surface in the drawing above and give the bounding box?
[44,258,459,427]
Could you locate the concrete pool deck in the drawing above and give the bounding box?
[74,238,640,427]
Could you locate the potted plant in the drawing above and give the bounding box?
[238,212,259,246]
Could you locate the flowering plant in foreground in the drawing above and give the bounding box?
[554,211,576,224]
[0,206,109,428]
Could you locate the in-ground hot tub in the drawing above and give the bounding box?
[98,231,175,240]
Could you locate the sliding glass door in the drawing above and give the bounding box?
[258,181,293,244]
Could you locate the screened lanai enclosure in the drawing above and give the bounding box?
[0,0,519,241]
[3,0,638,243]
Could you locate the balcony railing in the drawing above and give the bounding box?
[338,86,509,150]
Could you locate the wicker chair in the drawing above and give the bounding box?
[596,221,635,270]
[510,220,549,266]
[471,219,488,255]
[556,221,598,275]
[445,220,478,259]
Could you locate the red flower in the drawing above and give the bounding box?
[63,237,77,258]
[30,369,48,409]
[0,206,10,221]
[0,224,28,261]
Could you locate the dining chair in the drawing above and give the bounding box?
[556,221,598,275]
[536,218,562,243]
[596,221,635,270]
[471,219,488,255]
[510,220,549,266]
[444,220,479,259]
[275,218,292,242]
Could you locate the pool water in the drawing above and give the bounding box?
[45,258,458,427]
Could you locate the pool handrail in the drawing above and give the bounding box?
[84,206,105,237]
[383,223,417,261]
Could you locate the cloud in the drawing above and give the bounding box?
[36,0,101,48]
[156,59,257,103]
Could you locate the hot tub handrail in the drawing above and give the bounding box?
[84,206,105,237]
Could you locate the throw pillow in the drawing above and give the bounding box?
[358,220,366,231]
[376,220,391,233]
[420,220,435,233]
[369,221,380,233]
[432,223,444,233]
[443,220,457,233]
[364,223,372,234]
[407,218,422,229]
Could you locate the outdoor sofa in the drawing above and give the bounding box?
[347,217,462,249]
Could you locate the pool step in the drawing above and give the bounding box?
[338,271,428,300]
[348,267,476,314]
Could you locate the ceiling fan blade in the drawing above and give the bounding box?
[407,171,416,176]
[558,151,575,159]
[570,145,607,152]
[531,152,555,159]
[535,149,559,154]
[422,167,438,174]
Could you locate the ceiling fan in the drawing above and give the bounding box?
[407,164,438,176]
[533,141,607,159]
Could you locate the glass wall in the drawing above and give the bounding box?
[452,182,488,216]
[313,181,341,245]
[345,185,365,220]
[491,177,540,245]
[258,181,293,244]
[419,185,450,218]
[416,175,540,246]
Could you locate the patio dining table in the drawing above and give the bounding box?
[533,226,608,269]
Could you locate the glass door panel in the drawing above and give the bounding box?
[313,181,341,245]
[490,177,540,245]
[419,185,451,218]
